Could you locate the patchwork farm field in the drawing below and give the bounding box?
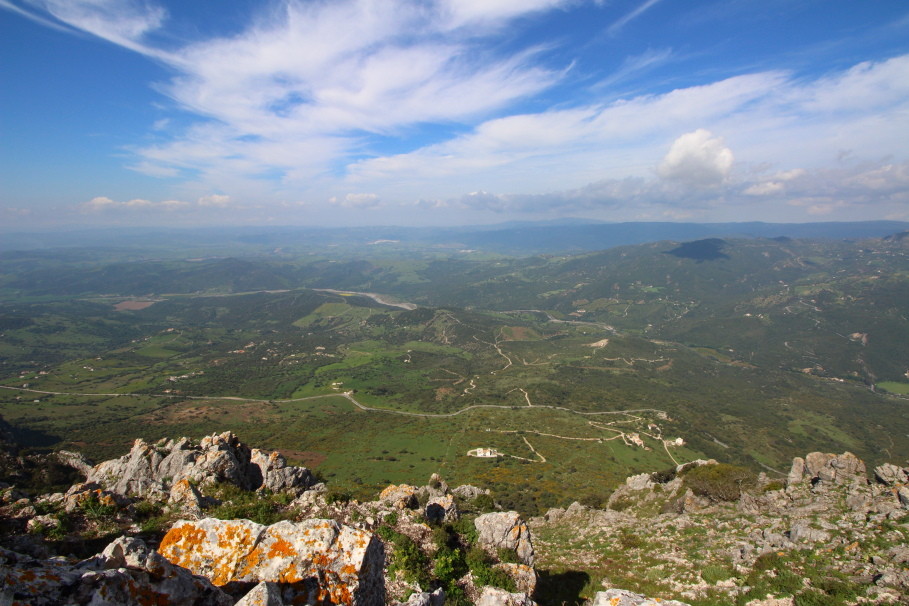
[2,235,908,514]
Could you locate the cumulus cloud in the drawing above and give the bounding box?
[658,129,734,188]
[197,194,230,207]
[329,192,381,209]
[81,196,191,212]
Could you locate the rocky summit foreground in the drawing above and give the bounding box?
[1,430,908,605]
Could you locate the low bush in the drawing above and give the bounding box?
[682,463,756,502]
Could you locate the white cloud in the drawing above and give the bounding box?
[197,194,230,207]
[21,0,168,55]
[329,192,381,209]
[658,129,734,187]
[80,196,190,212]
[607,0,664,35]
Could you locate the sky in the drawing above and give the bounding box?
[2,0,909,230]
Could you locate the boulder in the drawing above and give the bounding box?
[788,522,830,544]
[874,463,907,486]
[624,473,655,491]
[251,448,315,494]
[475,511,534,566]
[86,432,313,499]
[400,587,445,606]
[379,484,418,509]
[497,562,537,595]
[452,484,490,500]
[898,486,909,509]
[802,452,866,486]
[0,537,232,606]
[234,581,285,606]
[169,478,207,518]
[786,457,806,486]
[476,586,536,606]
[589,588,690,605]
[63,481,130,513]
[158,517,385,605]
[425,494,458,524]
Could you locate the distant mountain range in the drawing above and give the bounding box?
[3,220,908,255]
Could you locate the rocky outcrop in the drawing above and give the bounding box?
[476,586,537,606]
[158,517,384,605]
[86,432,314,500]
[475,511,534,566]
[589,588,690,605]
[787,451,866,487]
[874,463,908,486]
[531,451,909,604]
[399,587,445,606]
[379,484,418,509]
[425,494,458,524]
[0,536,232,606]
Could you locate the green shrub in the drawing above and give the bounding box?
[682,463,756,502]
[80,494,117,520]
[324,489,353,505]
[763,480,786,492]
[701,563,735,584]
[466,547,516,592]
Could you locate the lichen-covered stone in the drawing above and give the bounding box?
[0,537,232,606]
[379,484,418,509]
[158,517,385,605]
[589,588,690,605]
[475,511,534,566]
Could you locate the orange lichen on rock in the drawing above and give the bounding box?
[158,518,384,605]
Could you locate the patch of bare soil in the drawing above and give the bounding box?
[113,300,158,311]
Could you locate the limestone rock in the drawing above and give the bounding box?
[497,562,537,595]
[874,463,908,486]
[169,478,207,517]
[802,451,866,485]
[56,449,93,476]
[63,481,129,513]
[159,517,385,605]
[86,432,313,499]
[379,484,418,509]
[452,484,490,500]
[789,522,830,544]
[425,494,458,524]
[251,448,315,494]
[400,587,445,606]
[897,486,909,509]
[476,586,536,606]
[625,473,655,491]
[234,581,285,606]
[475,511,534,566]
[589,588,690,605]
[0,537,232,606]
[786,457,806,486]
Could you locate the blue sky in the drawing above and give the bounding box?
[2,0,909,229]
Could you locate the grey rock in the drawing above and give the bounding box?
[452,484,490,500]
[0,537,232,606]
[787,457,806,486]
[235,581,285,606]
[425,494,459,524]
[875,463,907,486]
[86,431,313,499]
[897,486,909,509]
[475,511,535,566]
[402,587,445,606]
[476,586,536,606]
[789,522,830,544]
[589,588,690,605]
